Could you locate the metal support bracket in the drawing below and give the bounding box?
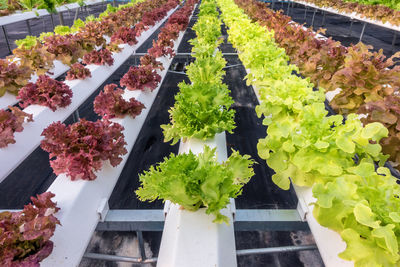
[2,25,11,54]
[97,198,109,222]
[96,209,309,232]
[359,22,367,42]
[26,20,32,35]
[311,9,317,28]
[392,32,398,53]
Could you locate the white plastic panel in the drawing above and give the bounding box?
[157,203,237,267]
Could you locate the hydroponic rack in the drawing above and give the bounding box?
[2,0,399,266]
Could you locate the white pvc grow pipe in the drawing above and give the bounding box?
[0,7,178,183]
[293,185,352,267]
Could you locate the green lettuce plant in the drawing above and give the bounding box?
[136,146,254,224]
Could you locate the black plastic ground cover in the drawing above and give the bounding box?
[220,25,298,209]
[270,1,399,57]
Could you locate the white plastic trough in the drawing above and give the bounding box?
[40,8,196,265]
[294,185,352,267]
[0,6,178,183]
[158,132,238,267]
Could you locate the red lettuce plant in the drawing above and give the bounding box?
[0,59,32,96]
[0,192,60,266]
[41,119,128,180]
[358,94,400,170]
[94,83,145,119]
[17,75,72,111]
[0,106,33,148]
[77,21,107,47]
[148,42,175,58]
[13,41,55,76]
[82,49,114,66]
[110,26,138,46]
[66,63,92,80]
[140,54,164,70]
[330,44,400,113]
[43,34,85,66]
[141,7,169,27]
[120,65,161,91]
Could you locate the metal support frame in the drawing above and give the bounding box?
[83,253,157,263]
[348,19,354,37]
[50,14,55,29]
[167,70,187,75]
[73,110,80,122]
[392,32,397,52]
[223,64,242,69]
[58,12,65,26]
[26,20,32,35]
[321,11,326,27]
[311,9,317,28]
[236,245,318,256]
[83,244,317,264]
[359,22,367,42]
[96,209,309,232]
[74,7,80,22]
[304,6,307,20]
[1,25,11,54]
[286,0,291,15]
[136,231,146,261]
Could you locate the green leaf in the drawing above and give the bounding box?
[361,122,388,142]
[372,225,398,256]
[353,202,381,228]
[136,146,254,224]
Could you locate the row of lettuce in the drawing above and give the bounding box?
[297,0,400,25]
[0,0,199,265]
[218,0,400,265]
[136,0,254,225]
[240,0,400,173]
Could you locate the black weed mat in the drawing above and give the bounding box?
[270,2,399,57]
[220,25,298,209]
